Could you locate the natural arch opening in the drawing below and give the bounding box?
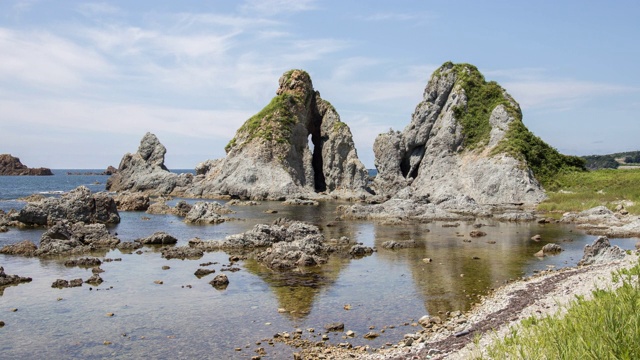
[308,103,326,192]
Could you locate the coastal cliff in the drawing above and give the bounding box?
[0,154,52,176]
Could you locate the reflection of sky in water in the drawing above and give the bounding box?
[0,199,637,359]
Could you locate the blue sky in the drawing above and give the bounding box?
[1,0,638,169]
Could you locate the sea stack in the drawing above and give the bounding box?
[372,62,584,206]
[187,69,370,200]
[106,132,193,195]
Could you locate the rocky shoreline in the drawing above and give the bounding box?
[0,154,52,176]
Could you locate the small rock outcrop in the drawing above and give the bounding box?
[0,240,38,256]
[0,267,32,287]
[136,232,178,245]
[113,192,150,211]
[106,132,193,196]
[186,70,370,200]
[371,62,584,207]
[35,221,120,256]
[183,201,234,224]
[578,236,626,266]
[11,186,120,226]
[0,154,52,176]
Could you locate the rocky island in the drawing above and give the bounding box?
[0,154,52,176]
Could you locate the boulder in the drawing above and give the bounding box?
[183,201,234,224]
[136,232,178,245]
[209,274,229,289]
[114,192,150,211]
[186,70,370,200]
[12,186,120,226]
[0,240,37,256]
[0,154,52,176]
[106,132,193,195]
[578,236,626,266]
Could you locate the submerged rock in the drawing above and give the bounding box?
[11,186,120,226]
[210,274,229,289]
[186,69,370,200]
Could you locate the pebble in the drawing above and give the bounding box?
[154,280,163,285]
[106,312,114,317]
[162,266,170,270]
[10,308,17,312]
[0,321,4,327]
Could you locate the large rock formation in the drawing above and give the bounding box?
[187,69,370,200]
[0,154,52,176]
[106,132,193,195]
[372,62,584,207]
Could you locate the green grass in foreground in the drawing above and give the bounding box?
[482,259,640,360]
[538,168,640,215]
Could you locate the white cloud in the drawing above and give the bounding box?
[240,0,317,16]
[503,80,636,110]
[76,2,122,17]
[0,28,113,89]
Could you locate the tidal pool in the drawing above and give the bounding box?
[0,200,634,359]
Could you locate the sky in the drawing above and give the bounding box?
[1,0,639,169]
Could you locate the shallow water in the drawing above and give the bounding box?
[0,172,636,359]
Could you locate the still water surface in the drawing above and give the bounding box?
[0,171,634,359]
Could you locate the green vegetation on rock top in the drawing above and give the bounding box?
[440,62,585,187]
[225,93,300,152]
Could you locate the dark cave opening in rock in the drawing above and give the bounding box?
[400,146,424,179]
[308,106,326,192]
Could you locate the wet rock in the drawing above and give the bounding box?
[469,230,487,237]
[35,221,120,256]
[578,236,626,266]
[64,257,102,267]
[0,240,37,256]
[324,322,344,332]
[194,268,216,278]
[541,243,563,254]
[0,267,32,287]
[349,245,374,258]
[531,234,542,241]
[116,241,143,251]
[113,192,150,211]
[136,232,178,245]
[210,274,229,289]
[161,246,203,260]
[11,186,120,226]
[363,331,380,339]
[227,200,260,206]
[85,274,103,286]
[282,198,319,206]
[173,201,193,217]
[52,278,83,288]
[184,201,234,225]
[0,225,7,233]
[382,240,417,250]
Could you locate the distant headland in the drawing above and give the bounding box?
[0,154,53,176]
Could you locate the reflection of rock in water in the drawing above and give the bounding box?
[242,257,348,320]
[373,221,545,316]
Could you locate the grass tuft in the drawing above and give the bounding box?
[484,260,640,359]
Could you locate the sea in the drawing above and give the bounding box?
[0,170,635,359]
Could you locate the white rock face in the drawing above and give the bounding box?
[373,62,546,206]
